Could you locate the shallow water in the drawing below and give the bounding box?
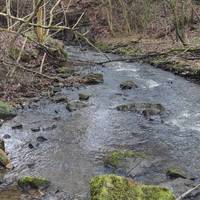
[1,47,200,199]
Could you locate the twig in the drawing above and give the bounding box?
[40,53,46,74]
[17,37,28,63]
[46,0,62,37]
[72,12,85,29]
[9,36,28,77]
[0,12,73,31]
[176,184,200,200]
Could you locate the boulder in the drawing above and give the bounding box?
[90,175,175,200]
[120,80,138,90]
[45,37,68,63]
[84,73,104,85]
[0,101,16,120]
[116,103,165,116]
[66,100,87,112]
[18,176,50,190]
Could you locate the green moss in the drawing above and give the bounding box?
[84,73,104,85]
[104,150,146,168]
[0,155,7,165]
[166,167,186,179]
[18,176,50,189]
[116,46,143,56]
[0,149,10,168]
[95,41,111,52]
[90,175,175,200]
[0,101,16,120]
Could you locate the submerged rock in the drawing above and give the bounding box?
[79,93,90,101]
[31,127,41,132]
[84,73,104,85]
[28,143,34,149]
[120,80,138,90]
[3,134,11,139]
[12,123,23,130]
[90,175,175,200]
[116,103,165,116]
[66,100,87,112]
[37,136,48,143]
[43,124,57,131]
[0,101,16,120]
[18,176,50,190]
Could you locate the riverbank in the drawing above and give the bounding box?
[95,35,200,83]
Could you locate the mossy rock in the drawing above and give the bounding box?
[166,167,187,179]
[116,103,165,116]
[45,37,68,62]
[66,100,88,112]
[79,93,90,101]
[104,150,146,168]
[0,101,16,120]
[84,73,104,85]
[18,176,50,190]
[90,175,175,200]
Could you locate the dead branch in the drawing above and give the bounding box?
[176,184,200,200]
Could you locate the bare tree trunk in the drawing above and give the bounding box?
[167,0,192,46]
[34,0,46,44]
[6,0,12,29]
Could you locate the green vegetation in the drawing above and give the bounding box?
[18,176,50,189]
[104,150,146,168]
[0,149,10,168]
[95,41,111,52]
[90,174,175,200]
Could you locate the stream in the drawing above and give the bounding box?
[0,47,200,199]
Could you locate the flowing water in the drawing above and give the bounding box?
[0,47,200,199]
